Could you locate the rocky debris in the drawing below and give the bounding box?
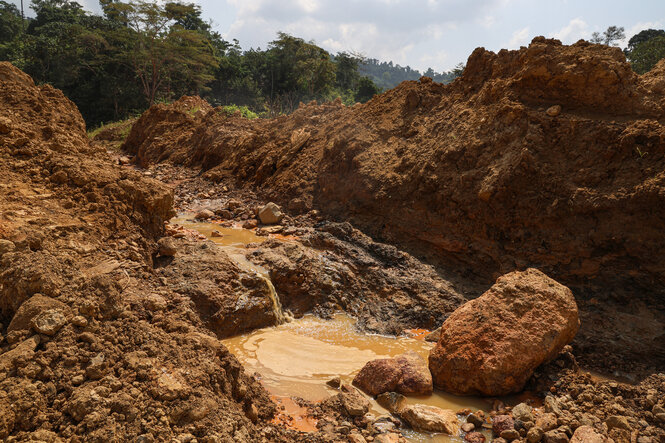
[493,415,515,435]
[258,202,284,225]
[429,268,580,395]
[353,351,432,396]
[399,404,459,434]
[157,237,178,256]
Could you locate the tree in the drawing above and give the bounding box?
[354,76,380,103]
[104,0,218,106]
[628,35,665,74]
[590,26,625,46]
[0,1,22,42]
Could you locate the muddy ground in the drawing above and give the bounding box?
[1,36,665,443]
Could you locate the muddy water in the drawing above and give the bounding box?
[170,216,492,442]
[223,314,492,442]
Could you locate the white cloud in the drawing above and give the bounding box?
[550,18,589,43]
[509,27,530,47]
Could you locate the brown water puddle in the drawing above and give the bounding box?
[223,314,493,442]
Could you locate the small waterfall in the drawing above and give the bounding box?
[261,274,290,325]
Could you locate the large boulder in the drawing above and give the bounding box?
[429,268,579,396]
[353,351,432,396]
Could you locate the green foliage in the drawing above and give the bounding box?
[590,26,625,46]
[354,76,380,103]
[220,104,258,119]
[626,29,665,53]
[628,35,665,74]
[360,58,460,90]
[0,1,444,125]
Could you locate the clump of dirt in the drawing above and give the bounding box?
[123,38,665,373]
[0,62,333,442]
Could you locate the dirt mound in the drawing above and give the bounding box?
[0,63,305,441]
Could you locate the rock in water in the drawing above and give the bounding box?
[353,351,432,396]
[399,404,460,434]
[258,202,284,225]
[195,209,214,220]
[429,268,579,396]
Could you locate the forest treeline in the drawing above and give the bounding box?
[1,2,664,128]
[0,0,462,126]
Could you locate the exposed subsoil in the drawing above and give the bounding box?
[2,36,665,443]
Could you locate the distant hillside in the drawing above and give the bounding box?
[359,58,461,90]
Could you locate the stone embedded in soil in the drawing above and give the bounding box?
[429,268,580,396]
[31,309,67,336]
[543,427,569,443]
[157,237,178,256]
[527,426,544,443]
[258,202,284,225]
[353,351,432,396]
[399,404,460,434]
[7,294,68,334]
[546,105,562,117]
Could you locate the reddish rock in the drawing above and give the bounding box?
[465,432,486,443]
[353,351,432,396]
[570,426,608,443]
[492,415,515,435]
[429,268,579,396]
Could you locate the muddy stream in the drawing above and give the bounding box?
[171,215,494,442]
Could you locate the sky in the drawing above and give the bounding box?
[10,0,665,72]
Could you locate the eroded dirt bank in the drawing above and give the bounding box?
[123,38,665,373]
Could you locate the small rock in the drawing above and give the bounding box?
[211,230,224,238]
[32,309,67,336]
[0,335,40,372]
[465,432,486,443]
[536,413,558,432]
[227,199,242,210]
[242,219,258,229]
[374,433,400,443]
[655,412,665,423]
[570,426,606,443]
[340,386,370,417]
[71,316,88,327]
[326,376,341,388]
[258,202,284,225]
[501,429,520,441]
[527,426,544,443]
[512,402,534,422]
[376,392,406,414]
[86,353,106,380]
[546,105,562,117]
[543,428,569,443]
[461,422,475,432]
[605,415,631,431]
[424,327,441,342]
[400,404,460,434]
[493,415,515,435]
[467,413,485,427]
[349,432,366,443]
[195,209,214,220]
[215,209,233,220]
[118,156,131,165]
[158,237,177,256]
